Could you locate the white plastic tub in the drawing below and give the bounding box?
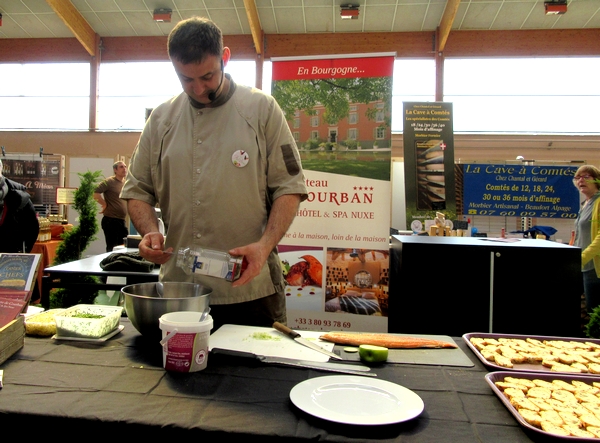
[54,304,122,338]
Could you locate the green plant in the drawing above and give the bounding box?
[585,305,600,338]
[343,139,359,150]
[50,170,103,309]
[303,138,321,151]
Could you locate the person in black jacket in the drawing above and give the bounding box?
[0,159,40,253]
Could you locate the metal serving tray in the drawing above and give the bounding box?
[486,371,600,441]
[463,332,600,375]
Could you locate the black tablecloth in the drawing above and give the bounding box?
[0,320,553,442]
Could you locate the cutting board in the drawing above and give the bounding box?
[337,334,474,367]
[209,324,335,363]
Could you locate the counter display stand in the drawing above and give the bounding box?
[389,235,583,337]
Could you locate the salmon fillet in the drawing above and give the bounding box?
[319,332,457,349]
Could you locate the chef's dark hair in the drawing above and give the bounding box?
[168,16,223,64]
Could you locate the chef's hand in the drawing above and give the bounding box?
[138,232,173,264]
[229,242,269,287]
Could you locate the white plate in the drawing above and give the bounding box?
[52,325,124,342]
[290,375,424,425]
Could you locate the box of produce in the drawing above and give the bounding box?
[24,308,66,337]
[55,305,122,339]
[487,370,600,439]
[0,315,25,365]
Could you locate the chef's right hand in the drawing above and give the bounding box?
[138,232,173,264]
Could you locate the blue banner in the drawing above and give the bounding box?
[462,164,579,218]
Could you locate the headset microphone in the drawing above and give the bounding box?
[208,59,225,102]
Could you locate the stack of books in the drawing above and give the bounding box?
[0,253,41,364]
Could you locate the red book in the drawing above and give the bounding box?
[0,253,41,328]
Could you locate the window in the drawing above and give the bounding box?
[0,63,90,130]
[444,57,600,134]
[375,127,385,140]
[1,57,599,134]
[293,131,300,141]
[98,61,258,130]
[293,118,300,128]
[98,62,181,130]
[392,59,436,131]
[329,129,338,143]
[311,130,319,139]
[375,103,385,123]
[0,60,258,131]
[348,128,357,140]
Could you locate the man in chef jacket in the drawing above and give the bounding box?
[121,16,307,330]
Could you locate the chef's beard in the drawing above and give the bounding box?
[187,76,235,109]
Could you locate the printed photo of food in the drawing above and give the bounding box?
[325,248,389,317]
[279,245,324,312]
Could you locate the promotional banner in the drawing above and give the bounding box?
[272,53,394,332]
[402,102,455,233]
[459,164,579,218]
[1,157,62,206]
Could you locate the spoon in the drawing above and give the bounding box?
[156,282,165,298]
[199,306,211,322]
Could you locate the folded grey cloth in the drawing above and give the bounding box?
[99,252,154,272]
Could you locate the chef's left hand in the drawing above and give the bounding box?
[229,242,269,287]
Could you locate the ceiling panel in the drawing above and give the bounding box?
[93,11,137,37]
[206,9,246,35]
[459,3,501,30]
[274,7,309,34]
[13,13,63,38]
[490,3,537,30]
[363,5,397,32]
[0,0,597,41]
[35,12,75,37]
[420,3,448,31]
[391,5,431,32]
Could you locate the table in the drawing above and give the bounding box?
[41,249,159,309]
[389,235,583,337]
[0,320,548,442]
[30,239,62,303]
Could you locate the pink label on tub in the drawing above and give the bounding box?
[164,331,210,372]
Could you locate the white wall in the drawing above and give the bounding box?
[391,160,406,231]
[67,158,115,257]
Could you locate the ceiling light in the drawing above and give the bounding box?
[544,1,567,15]
[153,8,172,22]
[340,4,360,20]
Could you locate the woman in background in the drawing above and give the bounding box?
[0,158,40,253]
[573,165,600,312]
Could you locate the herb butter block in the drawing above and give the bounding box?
[55,305,122,338]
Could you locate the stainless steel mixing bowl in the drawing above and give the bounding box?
[122,282,211,341]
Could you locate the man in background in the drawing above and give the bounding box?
[0,158,39,253]
[94,161,128,252]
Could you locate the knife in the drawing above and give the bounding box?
[211,348,376,377]
[272,322,342,360]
